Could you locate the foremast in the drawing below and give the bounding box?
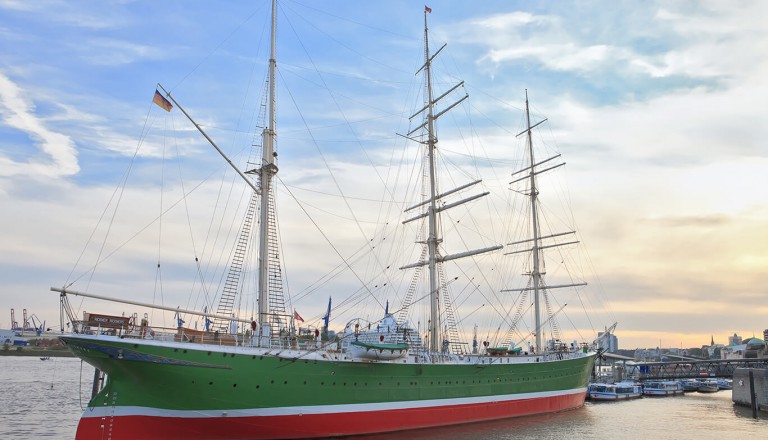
[256,0,279,345]
[401,10,501,353]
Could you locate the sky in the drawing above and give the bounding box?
[0,0,766,350]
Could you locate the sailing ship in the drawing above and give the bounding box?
[53,3,597,439]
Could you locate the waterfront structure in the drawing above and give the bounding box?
[597,331,619,353]
[733,368,768,414]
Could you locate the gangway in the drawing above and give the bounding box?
[628,358,768,380]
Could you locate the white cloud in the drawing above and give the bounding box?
[455,0,768,87]
[0,71,79,177]
[83,38,166,66]
[0,0,129,30]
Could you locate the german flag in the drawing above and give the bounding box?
[152,90,173,112]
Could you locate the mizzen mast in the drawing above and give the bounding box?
[503,91,586,352]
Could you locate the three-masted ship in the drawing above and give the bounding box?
[53,3,596,439]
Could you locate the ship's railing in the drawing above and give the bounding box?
[73,319,332,350]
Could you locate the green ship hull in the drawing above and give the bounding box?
[64,334,595,439]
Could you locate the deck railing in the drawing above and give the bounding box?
[74,320,328,350]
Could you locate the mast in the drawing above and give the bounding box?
[423,10,441,354]
[402,10,501,353]
[257,0,279,342]
[524,90,544,352]
[501,91,587,352]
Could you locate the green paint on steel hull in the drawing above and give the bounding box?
[63,335,594,411]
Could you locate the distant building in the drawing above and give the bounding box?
[721,337,768,360]
[703,338,725,358]
[597,331,618,353]
[729,333,743,345]
[634,347,662,361]
[763,329,768,343]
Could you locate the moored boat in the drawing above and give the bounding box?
[698,379,720,393]
[717,379,733,390]
[52,3,600,439]
[681,379,701,392]
[642,380,684,396]
[588,381,642,401]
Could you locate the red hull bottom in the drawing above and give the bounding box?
[76,392,586,439]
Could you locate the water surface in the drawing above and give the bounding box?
[1,356,765,439]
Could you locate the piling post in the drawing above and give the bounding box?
[749,370,757,419]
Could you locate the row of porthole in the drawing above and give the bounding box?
[193,376,566,388]
[193,372,576,389]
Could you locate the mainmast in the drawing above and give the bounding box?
[423,11,441,354]
[257,0,279,343]
[401,9,501,354]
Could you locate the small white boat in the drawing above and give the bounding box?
[588,381,643,401]
[642,380,684,396]
[680,379,700,392]
[717,379,733,390]
[698,379,719,393]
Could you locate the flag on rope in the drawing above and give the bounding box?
[294,310,305,323]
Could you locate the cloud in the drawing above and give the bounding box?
[0,71,79,177]
[452,0,768,98]
[82,38,167,66]
[0,0,129,30]
[651,214,730,228]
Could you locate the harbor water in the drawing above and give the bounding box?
[1,356,765,439]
